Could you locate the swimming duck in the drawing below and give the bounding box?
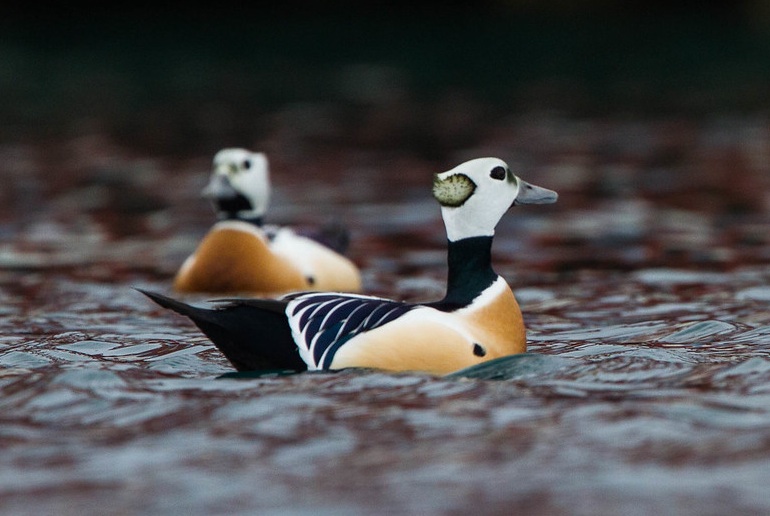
[143,157,557,375]
[172,148,362,295]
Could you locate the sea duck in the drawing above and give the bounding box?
[143,157,557,375]
[172,148,362,295]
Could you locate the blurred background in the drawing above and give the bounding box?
[1,1,770,278]
[4,6,770,514]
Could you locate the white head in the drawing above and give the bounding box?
[433,157,558,242]
[203,148,271,220]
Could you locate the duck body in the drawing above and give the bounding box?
[293,274,525,374]
[173,220,362,295]
[172,148,361,295]
[145,235,525,375]
[147,157,557,375]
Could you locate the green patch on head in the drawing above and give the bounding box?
[433,173,476,207]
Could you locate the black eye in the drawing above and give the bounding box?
[473,343,486,357]
[490,166,506,180]
[242,159,251,170]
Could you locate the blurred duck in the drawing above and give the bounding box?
[144,157,557,375]
[172,148,362,295]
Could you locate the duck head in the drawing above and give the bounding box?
[203,148,271,222]
[433,157,557,242]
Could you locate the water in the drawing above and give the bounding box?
[2,269,770,514]
[2,112,770,515]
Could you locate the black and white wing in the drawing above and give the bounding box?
[286,293,416,370]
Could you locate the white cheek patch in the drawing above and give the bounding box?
[433,173,476,207]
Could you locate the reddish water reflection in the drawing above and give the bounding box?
[2,112,770,514]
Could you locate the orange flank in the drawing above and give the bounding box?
[173,221,361,295]
[328,279,525,375]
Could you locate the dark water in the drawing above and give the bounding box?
[2,112,770,515]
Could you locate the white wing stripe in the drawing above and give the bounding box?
[318,298,360,332]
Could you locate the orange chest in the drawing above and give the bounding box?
[173,226,309,295]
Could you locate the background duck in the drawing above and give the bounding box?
[145,157,557,375]
[172,148,362,295]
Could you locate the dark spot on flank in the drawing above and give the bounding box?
[473,343,486,357]
[306,276,316,286]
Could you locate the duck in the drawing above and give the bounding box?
[172,148,362,295]
[142,157,557,375]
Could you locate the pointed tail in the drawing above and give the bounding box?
[136,288,307,372]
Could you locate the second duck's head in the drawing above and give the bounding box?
[433,157,558,242]
[203,148,270,223]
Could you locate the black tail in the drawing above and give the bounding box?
[137,289,307,372]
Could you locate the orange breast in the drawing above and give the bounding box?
[173,226,309,295]
[460,286,526,356]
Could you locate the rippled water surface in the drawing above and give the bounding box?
[3,111,770,515]
[4,258,770,514]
